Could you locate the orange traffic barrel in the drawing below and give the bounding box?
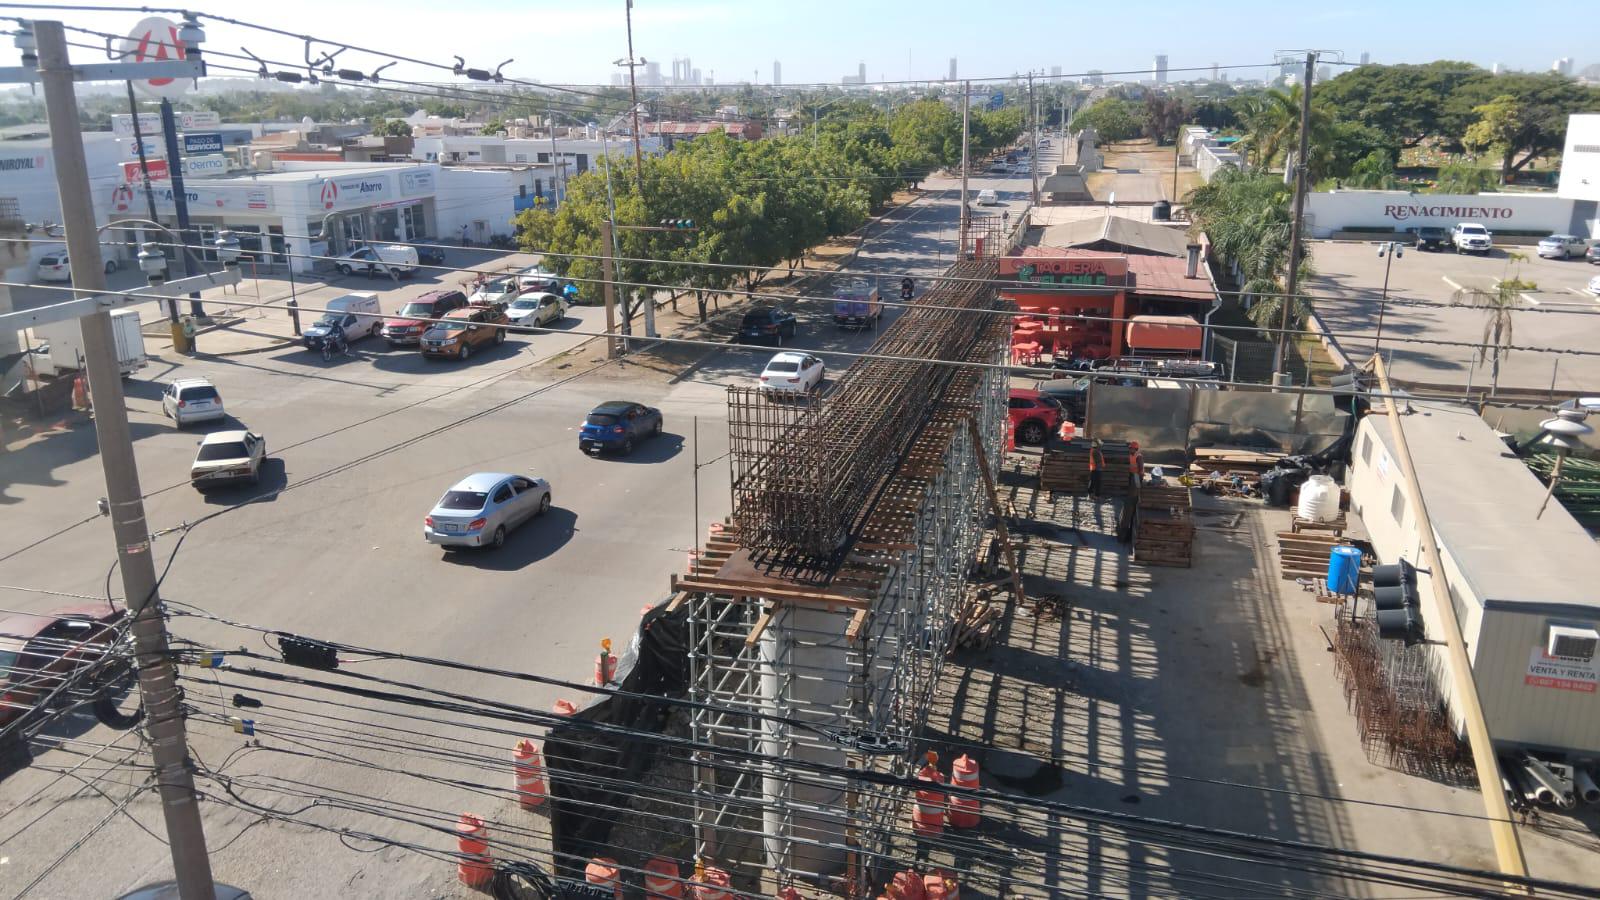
[585,857,622,900]
[595,638,616,686]
[513,738,547,809]
[774,887,806,900]
[911,752,945,837]
[553,698,577,717]
[947,754,980,828]
[708,521,725,538]
[644,857,684,899]
[455,812,493,888]
[924,870,960,900]
[693,865,733,900]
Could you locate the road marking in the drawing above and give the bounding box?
[1441,276,1467,293]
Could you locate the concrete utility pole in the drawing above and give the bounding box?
[623,0,646,192]
[159,98,204,319]
[124,82,173,330]
[601,218,620,359]
[1028,72,1039,205]
[1272,51,1316,385]
[958,81,970,258]
[35,21,217,899]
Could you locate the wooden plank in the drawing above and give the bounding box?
[745,602,779,648]
[665,590,690,612]
[674,577,871,609]
[845,609,868,643]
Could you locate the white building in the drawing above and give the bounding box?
[1558,114,1600,217]
[1304,190,1595,239]
[1152,54,1168,84]
[1348,403,1600,759]
[0,133,128,271]
[411,134,664,198]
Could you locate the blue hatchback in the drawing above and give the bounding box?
[579,400,664,455]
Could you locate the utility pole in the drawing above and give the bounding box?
[623,0,646,191]
[158,98,204,319]
[547,104,563,206]
[1271,51,1316,385]
[958,81,970,258]
[35,21,216,899]
[601,218,620,359]
[1028,72,1039,205]
[124,83,174,329]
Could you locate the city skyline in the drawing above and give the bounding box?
[41,0,1583,89]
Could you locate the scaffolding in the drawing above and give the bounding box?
[680,259,1011,892]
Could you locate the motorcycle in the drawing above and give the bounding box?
[317,328,349,362]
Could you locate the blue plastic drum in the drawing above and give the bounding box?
[1327,545,1362,594]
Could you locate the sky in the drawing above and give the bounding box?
[28,0,1587,89]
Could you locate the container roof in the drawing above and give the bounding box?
[1366,401,1600,612]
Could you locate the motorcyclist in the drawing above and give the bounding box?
[900,276,915,301]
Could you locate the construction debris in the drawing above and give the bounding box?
[1333,616,1474,783]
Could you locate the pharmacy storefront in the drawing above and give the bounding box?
[113,163,440,274]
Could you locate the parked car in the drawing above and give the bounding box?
[189,430,266,489]
[1036,376,1093,423]
[420,303,509,360]
[467,275,524,309]
[578,400,664,455]
[302,292,382,350]
[515,266,563,294]
[382,290,468,346]
[759,352,825,395]
[1007,388,1062,445]
[976,189,999,206]
[1537,234,1590,260]
[505,292,567,328]
[1413,226,1449,252]
[0,604,130,732]
[1587,274,1600,296]
[335,244,419,277]
[1589,243,1600,264]
[1451,222,1493,254]
[161,377,226,427]
[35,253,117,282]
[415,245,448,266]
[737,306,797,345]
[423,472,551,550]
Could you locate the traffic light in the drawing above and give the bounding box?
[1372,559,1422,643]
[660,218,695,230]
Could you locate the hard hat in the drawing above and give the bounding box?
[1128,440,1140,450]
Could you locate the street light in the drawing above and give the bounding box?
[1375,241,1404,355]
[214,230,242,270]
[137,241,167,283]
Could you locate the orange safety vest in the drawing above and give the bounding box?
[1087,447,1103,471]
[1129,450,1143,475]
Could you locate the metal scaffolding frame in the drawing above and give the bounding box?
[679,259,1011,892]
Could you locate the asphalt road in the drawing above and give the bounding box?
[0,153,1045,897]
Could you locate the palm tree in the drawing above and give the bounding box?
[1450,252,1528,398]
[1236,89,1297,170]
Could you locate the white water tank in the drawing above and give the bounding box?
[1298,474,1339,523]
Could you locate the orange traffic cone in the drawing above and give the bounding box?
[947,754,981,828]
[455,813,493,888]
[585,857,622,900]
[553,698,577,717]
[644,857,684,899]
[513,739,546,809]
[595,638,616,686]
[693,863,733,900]
[911,751,945,837]
[923,871,960,900]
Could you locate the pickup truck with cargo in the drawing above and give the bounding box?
[832,279,883,329]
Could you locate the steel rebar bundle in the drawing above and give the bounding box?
[729,259,1005,566]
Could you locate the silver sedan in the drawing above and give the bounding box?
[423,472,552,550]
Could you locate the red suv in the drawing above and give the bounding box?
[1008,388,1062,445]
[382,290,467,347]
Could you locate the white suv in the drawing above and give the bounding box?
[162,377,226,427]
[1451,223,1493,255]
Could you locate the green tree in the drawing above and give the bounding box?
[1184,166,1310,334]
[1142,93,1187,144]
[1069,97,1143,142]
[480,118,506,136]
[1429,161,1499,194]
[1343,150,1401,189]
[372,118,413,138]
[1317,62,1491,145]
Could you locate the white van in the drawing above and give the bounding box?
[302,291,383,346]
[336,244,420,278]
[976,189,999,206]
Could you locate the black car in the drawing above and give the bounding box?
[737,306,797,345]
[416,245,448,266]
[1036,373,1140,423]
[1414,226,1449,251]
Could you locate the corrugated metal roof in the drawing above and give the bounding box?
[1036,214,1191,257]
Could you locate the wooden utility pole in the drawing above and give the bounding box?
[624,0,646,191]
[958,81,970,258]
[1369,354,1529,881]
[601,218,620,359]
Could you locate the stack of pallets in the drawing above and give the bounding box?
[1188,447,1280,492]
[1276,531,1367,582]
[1039,438,1131,497]
[1134,484,1194,567]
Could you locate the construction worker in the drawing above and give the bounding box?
[1128,440,1145,491]
[1087,439,1104,497]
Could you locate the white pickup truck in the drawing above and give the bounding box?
[1451,222,1494,255]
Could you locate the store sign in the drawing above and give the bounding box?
[183,132,224,155]
[111,183,135,214]
[182,155,229,178]
[1382,204,1515,222]
[1524,647,1598,693]
[400,168,435,196]
[246,188,270,210]
[122,159,170,182]
[1000,254,1128,287]
[313,173,395,211]
[0,153,48,175]
[119,17,191,99]
[120,139,164,160]
[111,109,221,137]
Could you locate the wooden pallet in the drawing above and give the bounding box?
[1039,438,1131,496]
[1275,531,1367,582]
[1134,484,1194,567]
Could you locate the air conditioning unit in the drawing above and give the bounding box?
[1547,625,1600,661]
